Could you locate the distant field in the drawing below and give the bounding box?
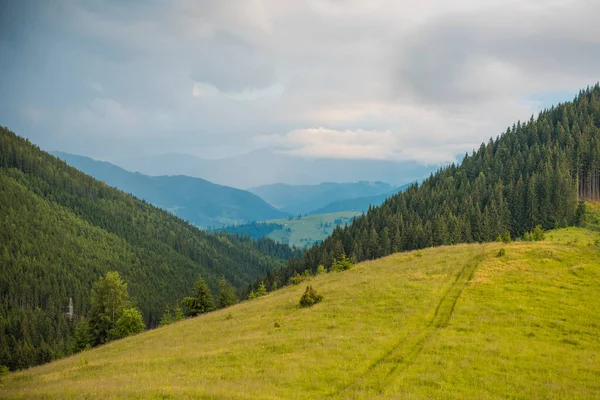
[3,222,600,399]
[265,211,361,247]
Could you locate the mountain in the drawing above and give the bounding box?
[308,182,415,214]
[255,84,599,290]
[0,127,301,370]
[3,222,599,398]
[115,148,437,189]
[248,181,396,215]
[51,152,288,228]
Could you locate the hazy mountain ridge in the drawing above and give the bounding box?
[307,182,415,214]
[115,148,438,189]
[248,181,397,215]
[52,152,288,227]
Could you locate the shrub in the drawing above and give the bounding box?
[532,225,545,241]
[256,282,268,297]
[497,248,506,257]
[289,272,308,285]
[299,286,323,308]
[330,254,352,272]
[502,231,511,243]
[316,264,326,275]
[0,365,9,377]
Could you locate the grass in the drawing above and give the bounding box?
[2,224,600,398]
[264,211,360,248]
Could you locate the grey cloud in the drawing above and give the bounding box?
[1,0,599,169]
[189,31,276,92]
[396,2,600,106]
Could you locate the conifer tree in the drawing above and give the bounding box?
[182,276,215,316]
[218,276,238,308]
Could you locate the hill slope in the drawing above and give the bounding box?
[0,128,301,370]
[2,225,599,399]
[248,181,396,215]
[52,152,288,227]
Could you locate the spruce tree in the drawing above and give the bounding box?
[182,276,215,316]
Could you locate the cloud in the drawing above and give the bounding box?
[192,81,284,101]
[258,127,474,165]
[0,0,598,165]
[259,128,396,160]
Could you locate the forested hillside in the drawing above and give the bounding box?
[0,128,301,370]
[52,152,288,227]
[257,84,600,288]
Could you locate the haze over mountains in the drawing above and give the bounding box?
[248,181,398,215]
[52,152,288,228]
[115,148,437,189]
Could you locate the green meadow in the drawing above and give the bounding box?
[2,221,600,398]
[265,211,360,248]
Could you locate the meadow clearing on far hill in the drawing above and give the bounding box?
[2,214,600,399]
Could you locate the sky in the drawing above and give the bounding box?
[1,0,599,165]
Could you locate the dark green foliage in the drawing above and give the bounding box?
[72,318,93,352]
[497,248,507,257]
[532,226,546,241]
[257,84,600,289]
[182,277,216,317]
[502,231,512,244]
[299,286,323,308]
[576,201,587,226]
[0,127,298,370]
[218,277,238,309]
[159,303,185,327]
[289,270,311,285]
[217,222,284,240]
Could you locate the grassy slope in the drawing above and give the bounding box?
[2,225,600,399]
[265,211,361,248]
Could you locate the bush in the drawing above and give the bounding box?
[299,286,323,308]
[316,264,326,275]
[0,365,9,376]
[289,271,309,285]
[330,254,352,272]
[497,248,506,257]
[532,225,545,241]
[502,231,511,243]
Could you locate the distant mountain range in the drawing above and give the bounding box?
[52,152,288,227]
[307,182,415,214]
[248,181,397,215]
[114,148,437,189]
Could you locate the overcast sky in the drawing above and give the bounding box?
[1,0,599,164]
